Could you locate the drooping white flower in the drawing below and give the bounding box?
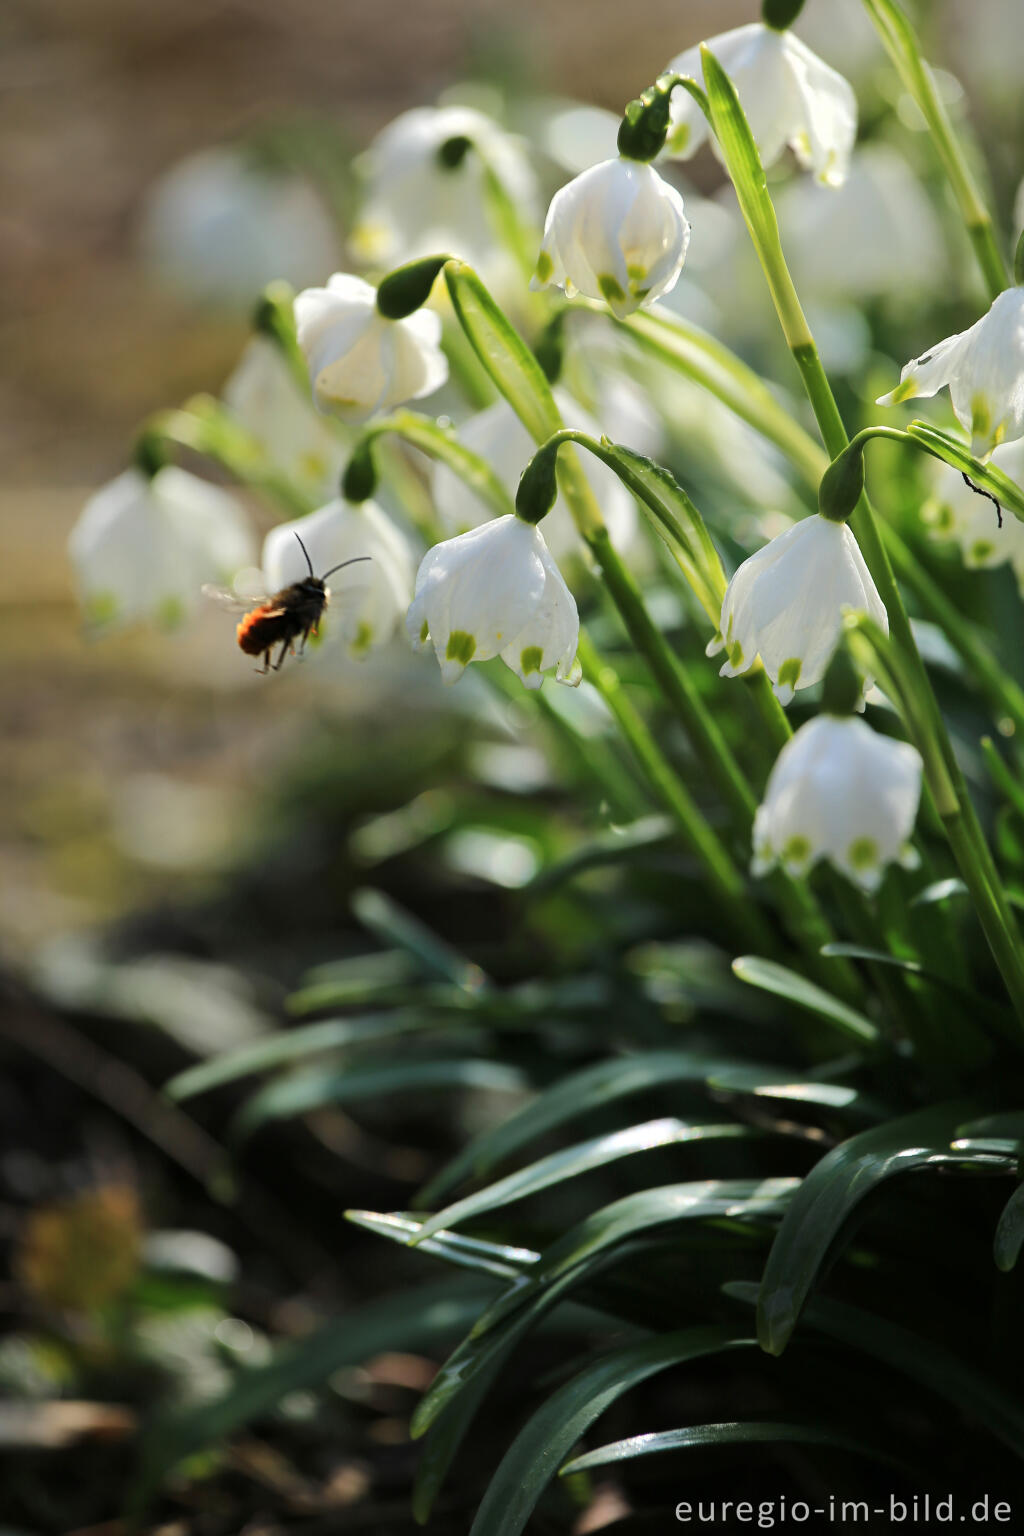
[431,390,637,559]
[138,147,339,309]
[877,288,1024,460]
[69,467,255,630]
[532,157,690,320]
[351,105,538,271]
[664,23,857,188]
[777,145,945,303]
[752,714,923,891]
[406,516,581,689]
[923,441,1024,577]
[294,273,448,424]
[222,337,350,497]
[708,514,887,704]
[262,498,415,656]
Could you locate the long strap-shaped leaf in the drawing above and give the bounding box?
[560,1418,918,1477]
[415,1050,785,1207]
[726,1280,1024,1460]
[756,1102,1015,1355]
[467,1327,755,1536]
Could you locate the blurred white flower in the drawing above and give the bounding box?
[752,714,922,890]
[262,498,415,655]
[708,514,887,704]
[877,288,1024,459]
[664,23,857,187]
[407,515,581,688]
[138,147,339,308]
[431,390,638,559]
[532,158,690,319]
[777,145,945,302]
[222,337,349,497]
[69,467,255,630]
[923,441,1024,576]
[351,104,538,273]
[294,273,448,423]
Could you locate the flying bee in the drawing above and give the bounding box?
[204,533,370,673]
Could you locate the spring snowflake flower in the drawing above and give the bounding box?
[351,105,538,270]
[664,23,857,187]
[69,467,255,630]
[407,515,581,689]
[262,499,415,656]
[138,146,339,308]
[923,443,1024,577]
[708,514,887,704]
[222,337,350,497]
[752,715,923,891]
[877,288,1024,460]
[431,391,638,560]
[532,157,690,320]
[294,273,448,424]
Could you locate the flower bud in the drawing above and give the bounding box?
[817,443,864,523]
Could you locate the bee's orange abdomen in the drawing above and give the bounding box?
[237,604,288,657]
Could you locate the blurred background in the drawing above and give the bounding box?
[2,1,1023,1530]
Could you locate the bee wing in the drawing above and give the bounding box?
[201,582,269,614]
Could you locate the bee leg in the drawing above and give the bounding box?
[255,650,271,675]
[272,637,291,671]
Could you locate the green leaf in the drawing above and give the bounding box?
[704,1067,888,1127]
[131,1276,497,1509]
[538,431,727,624]
[466,1327,754,1536]
[906,422,1024,524]
[527,815,673,893]
[166,1009,469,1101]
[360,409,515,520]
[413,1118,766,1246]
[756,1102,1011,1355]
[994,1183,1024,1271]
[345,1209,540,1281]
[413,1354,509,1525]
[415,1051,771,1208]
[443,262,562,445]
[731,956,880,1046]
[621,306,826,491]
[231,1058,529,1143]
[352,887,489,992]
[472,1178,797,1341]
[820,942,995,1014]
[560,1418,912,1476]
[725,1280,1024,1460]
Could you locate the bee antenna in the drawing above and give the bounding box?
[321,556,372,581]
[294,531,315,579]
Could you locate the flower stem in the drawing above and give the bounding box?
[861,0,1008,301]
[576,630,772,948]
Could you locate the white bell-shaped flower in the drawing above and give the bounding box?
[138,147,339,309]
[664,23,857,188]
[262,498,415,656]
[752,714,923,891]
[294,272,448,424]
[406,515,581,689]
[351,105,539,271]
[532,157,690,320]
[431,390,637,560]
[923,442,1024,577]
[877,288,1024,460]
[69,467,255,630]
[222,337,350,498]
[708,514,887,704]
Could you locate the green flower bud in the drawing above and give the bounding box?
[762,0,806,30]
[375,255,452,320]
[342,438,378,503]
[818,443,864,523]
[515,440,560,526]
[437,134,473,171]
[821,643,864,717]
